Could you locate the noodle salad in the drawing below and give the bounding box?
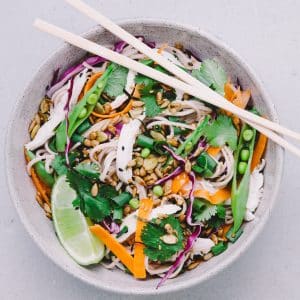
[24,38,267,288]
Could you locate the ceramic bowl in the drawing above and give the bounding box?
[6,20,284,295]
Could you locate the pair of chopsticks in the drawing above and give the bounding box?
[34,0,300,157]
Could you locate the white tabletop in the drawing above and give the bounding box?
[1,0,300,299]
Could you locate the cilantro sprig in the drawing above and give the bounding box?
[141,216,184,262]
[202,114,238,150]
[67,169,111,222]
[192,59,227,95]
[103,63,128,98]
[193,199,226,226]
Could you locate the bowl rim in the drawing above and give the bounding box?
[5,18,284,295]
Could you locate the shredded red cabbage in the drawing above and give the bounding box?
[47,36,156,97]
[115,122,124,135]
[154,166,182,186]
[113,40,128,53]
[163,145,185,165]
[156,225,201,289]
[135,35,156,48]
[102,218,120,234]
[47,56,106,97]
[188,137,207,160]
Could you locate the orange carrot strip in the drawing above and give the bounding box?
[209,188,231,205]
[171,172,189,193]
[91,100,133,119]
[224,81,236,102]
[193,189,211,200]
[157,43,168,54]
[206,147,221,157]
[24,151,51,205]
[90,225,135,274]
[192,188,231,205]
[233,89,251,109]
[251,133,268,172]
[84,72,103,94]
[222,224,232,238]
[134,198,153,279]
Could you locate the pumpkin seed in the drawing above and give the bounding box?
[143,157,158,171]
[150,130,165,141]
[96,132,108,143]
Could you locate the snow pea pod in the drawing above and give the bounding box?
[231,122,257,233]
[176,115,210,156]
[55,64,116,152]
[26,150,54,187]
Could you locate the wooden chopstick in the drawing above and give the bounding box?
[65,0,300,143]
[33,19,300,157]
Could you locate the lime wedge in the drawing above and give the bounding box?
[51,175,105,265]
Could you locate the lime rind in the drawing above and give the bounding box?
[52,175,105,265]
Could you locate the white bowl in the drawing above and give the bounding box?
[6,20,284,295]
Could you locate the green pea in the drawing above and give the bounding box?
[141,148,151,158]
[238,161,248,174]
[87,93,98,105]
[78,107,87,119]
[243,129,254,141]
[153,185,164,197]
[129,198,140,209]
[240,149,250,161]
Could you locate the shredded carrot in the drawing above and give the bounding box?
[91,100,133,119]
[157,43,168,54]
[224,81,236,102]
[251,133,268,172]
[133,198,153,279]
[222,224,232,238]
[83,72,103,94]
[233,89,251,109]
[193,189,211,200]
[192,188,231,205]
[206,147,221,157]
[171,172,189,193]
[90,225,135,274]
[224,81,250,109]
[224,81,251,130]
[209,188,231,205]
[24,151,51,205]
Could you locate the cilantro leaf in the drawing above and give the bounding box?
[103,63,128,98]
[192,59,227,95]
[207,205,226,228]
[193,199,217,222]
[83,194,111,222]
[51,153,78,176]
[66,169,111,222]
[98,184,118,199]
[141,216,184,262]
[74,162,100,180]
[135,74,155,88]
[203,114,238,150]
[141,94,162,117]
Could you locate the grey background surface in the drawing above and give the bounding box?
[1,0,300,299]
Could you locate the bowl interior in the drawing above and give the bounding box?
[6,20,283,295]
